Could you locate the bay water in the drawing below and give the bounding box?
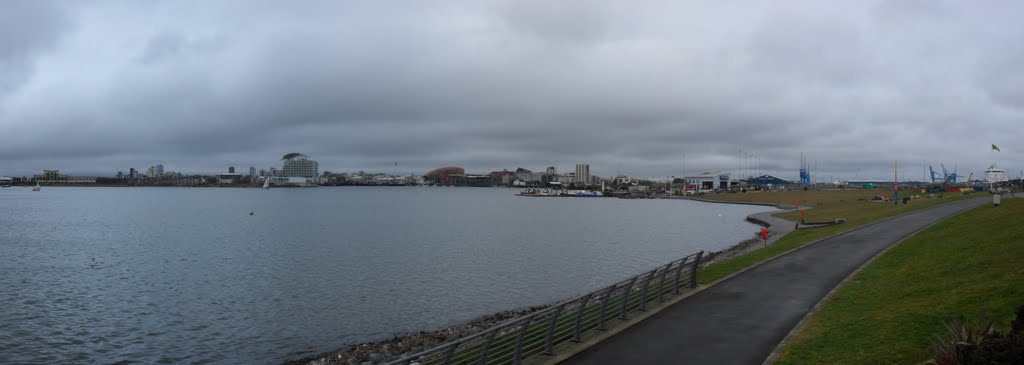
[0,186,774,364]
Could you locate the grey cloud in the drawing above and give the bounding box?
[0,0,66,94]
[0,0,1022,181]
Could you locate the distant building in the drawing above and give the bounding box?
[147,164,164,178]
[985,165,1007,183]
[685,171,732,190]
[129,168,139,179]
[745,174,790,188]
[228,166,235,174]
[32,169,97,184]
[43,169,60,180]
[217,173,243,183]
[424,166,465,185]
[249,166,256,177]
[424,166,494,186]
[281,153,318,180]
[574,164,590,185]
[546,166,557,175]
[489,169,516,186]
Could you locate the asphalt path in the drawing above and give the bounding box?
[560,198,986,365]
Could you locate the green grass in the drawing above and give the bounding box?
[775,197,1024,364]
[697,189,981,284]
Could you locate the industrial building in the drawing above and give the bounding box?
[744,175,791,188]
[684,171,731,190]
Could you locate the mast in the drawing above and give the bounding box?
[894,160,899,206]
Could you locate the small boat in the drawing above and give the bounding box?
[262,177,271,189]
[32,182,40,191]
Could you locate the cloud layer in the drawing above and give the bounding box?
[1,0,1022,181]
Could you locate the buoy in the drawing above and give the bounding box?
[249,209,254,216]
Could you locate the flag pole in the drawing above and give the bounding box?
[894,160,899,206]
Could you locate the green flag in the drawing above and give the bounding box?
[992,144,1000,151]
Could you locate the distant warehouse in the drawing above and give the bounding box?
[424,166,495,187]
[32,169,97,184]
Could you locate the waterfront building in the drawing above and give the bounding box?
[546,166,557,175]
[424,166,495,186]
[744,174,791,189]
[985,165,1007,183]
[217,173,243,184]
[249,166,256,177]
[129,168,139,179]
[147,164,164,178]
[489,170,516,186]
[684,171,732,190]
[424,166,464,186]
[32,169,97,184]
[282,155,318,178]
[513,168,546,186]
[575,164,590,185]
[280,153,319,186]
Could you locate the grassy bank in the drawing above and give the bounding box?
[775,197,1024,364]
[698,189,980,284]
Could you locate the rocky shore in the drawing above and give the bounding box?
[288,305,550,365]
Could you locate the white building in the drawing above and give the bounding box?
[147,164,164,178]
[574,164,590,185]
[985,165,1007,183]
[684,170,731,190]
[280,153,319,186]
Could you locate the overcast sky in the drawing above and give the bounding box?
[1,0,1021,181]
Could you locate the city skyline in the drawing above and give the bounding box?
[1,1,1021,180]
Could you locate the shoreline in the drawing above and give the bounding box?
[289,201,796,365]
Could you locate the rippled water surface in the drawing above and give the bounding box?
[0,186,774,364]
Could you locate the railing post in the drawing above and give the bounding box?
[572,294,593,342]
[689,251,704,288]
[673,256,688,294]
[638,270,657,311]
[543,304,566,355]
[512,316,534,365]
[656,262,672,302]
[597,284,616,331]
[476,329,499,365]
[619,276,639,320]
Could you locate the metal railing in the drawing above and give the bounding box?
[386,251,704,365]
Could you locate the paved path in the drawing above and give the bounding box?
[561,198,986,365]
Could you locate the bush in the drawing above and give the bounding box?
[927,305,1024,365]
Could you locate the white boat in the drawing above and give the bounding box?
[32,182,40,191]
[262,177,270,189]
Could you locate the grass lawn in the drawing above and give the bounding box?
[775,197,1024,364]
[698,188,982,284]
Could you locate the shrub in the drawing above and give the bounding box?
[927,305,1024,365]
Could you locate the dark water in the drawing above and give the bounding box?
[0,186,774,364]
